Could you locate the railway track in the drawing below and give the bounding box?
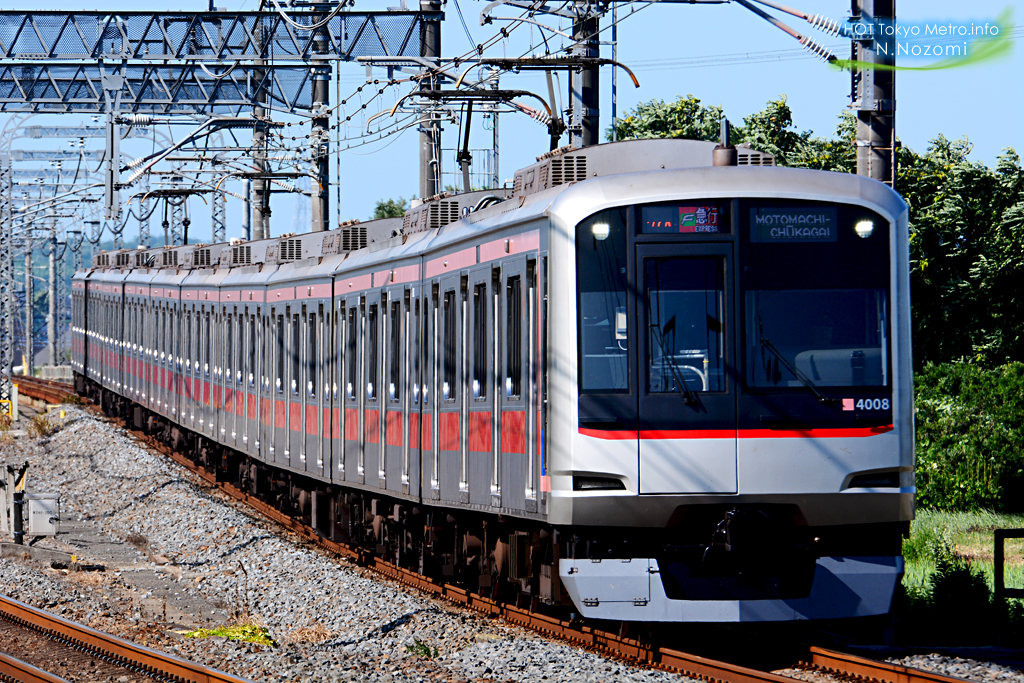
[0,593,253,683]
[14,376,76,406]
[23,389,979,683]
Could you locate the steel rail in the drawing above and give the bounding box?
[809,647,977,683]
[0,593,254,683]
[0,651,70,683]
[14,375,74,404]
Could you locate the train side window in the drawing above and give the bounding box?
[425,293,434,407]
[443,290,457,401]
[505,276,522,399]
[346,308,357,400]
[472,283,487,400]
[367,304,379,401]
[204,312,211,378]
[388,300,401,402]
[308,311,317,398]
[185,312,192,375]
[291,312,300,395]
[276,314,285,393]
[246,314,254,386]
[412,299,421,405]
[333,306,341,400]
[225,310,233,381]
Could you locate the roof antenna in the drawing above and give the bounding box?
[714,116,737,167]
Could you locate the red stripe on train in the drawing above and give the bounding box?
[578,425,894,440]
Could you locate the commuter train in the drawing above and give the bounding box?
[71,138,914,622]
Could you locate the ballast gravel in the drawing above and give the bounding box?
[886,655,1024,683]
[0,407,694,683]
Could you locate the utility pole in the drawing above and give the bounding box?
[311,18,331,233]
[47,226,56,366]
[611,3,617,143]
[570,2,600,148]
[252,23,270,240]
[851,0,895,185]
[491,70,500,189]
[243,178,252,241]
[23,249,31,375]
[420,0,442,200]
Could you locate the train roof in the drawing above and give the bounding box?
[77,137,907,281]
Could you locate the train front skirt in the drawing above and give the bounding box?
[559,555,903,621]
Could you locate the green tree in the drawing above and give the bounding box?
[372,196,411,219]
[607,95,723,142]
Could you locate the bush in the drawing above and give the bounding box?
[915,362,1024,511]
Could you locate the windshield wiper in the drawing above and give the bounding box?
[757,315,836,406]
[651,316,699,406]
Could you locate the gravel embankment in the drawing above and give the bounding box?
[886,654,1024,683]
[0,407,694,683]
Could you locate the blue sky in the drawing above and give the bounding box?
[10,0,1023,242]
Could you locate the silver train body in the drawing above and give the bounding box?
[71,139,914,622]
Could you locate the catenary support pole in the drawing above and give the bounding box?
[570,3,599,147]
[0,155,12,408]
[852,0,895,185]
[243,178,252,241]
[252,25,270,240]
[419,0,442,200]
[47,227,56,366]
[23,249,31,375]
[311,21,331,232]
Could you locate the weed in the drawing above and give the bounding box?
[60,393,83,405]
[405,638,440,659]
[27,414,60,438]
[0,413,12,432]
[183,619,277,647]
[287,621,335,644]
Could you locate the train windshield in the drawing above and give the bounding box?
[740,201,891,389]
[575,199,892,401]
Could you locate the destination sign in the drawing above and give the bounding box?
[750,207,837,243]
[641,203,725,234]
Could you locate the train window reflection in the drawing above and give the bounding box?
[644,257,725,393]
[747,290,888,388]
[576,208,629,394]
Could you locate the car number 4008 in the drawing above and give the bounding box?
[856,398,890,410]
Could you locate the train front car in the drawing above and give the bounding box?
[546,144,912,622]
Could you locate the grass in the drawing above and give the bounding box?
[182,619,277,647]
[903,509,1024,597]
[894,509,1024,645]
[405,638,440,659]
[27,414,60,438]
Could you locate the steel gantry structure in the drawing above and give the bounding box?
[0,4,444,406]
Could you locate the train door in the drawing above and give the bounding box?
[407,291,422,498]
[245,306,259,455]
[256,306,269,459]
[635,244,737,494]
[271,307,288,465]
[331,297,343,482]
[424,286,439,499]
[467,267,497,507]
[437,274,466,502]
[497,258,529,511]
[202,306,213,437]
[301,303,323,473]
[382,286,408,493]
[343,295,363,482]
[288,306,302,467]
[364,290,383,487]
[183,306,195,426]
